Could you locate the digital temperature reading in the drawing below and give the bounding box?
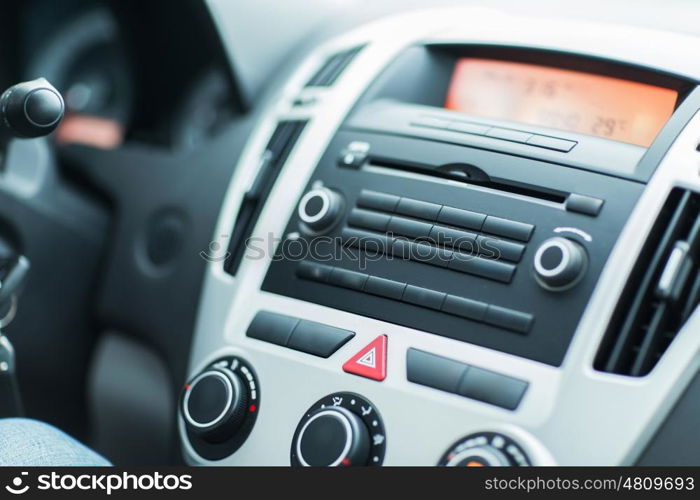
[444,58,678,147]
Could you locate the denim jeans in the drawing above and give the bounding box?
[0,418,110,466]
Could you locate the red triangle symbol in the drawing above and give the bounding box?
[342,335,387,381]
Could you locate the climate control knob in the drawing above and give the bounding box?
[439,432,531,466]
[297,187,343,232]
[533,236,587,290]
[183,368,248,443]
[295,407,370,466]
[291,392,386,466]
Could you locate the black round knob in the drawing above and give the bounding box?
[533,237,587,290]
[0,78,65,138]
[294,406,370,466]
[297,187,343,232]
[182,368,248,443]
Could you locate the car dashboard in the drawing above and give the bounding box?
[178,7,700,466]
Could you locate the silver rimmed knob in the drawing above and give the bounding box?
[533,236,587,291]
[294,407,370,467]
[182,368,248,443]
[297,187,343,232]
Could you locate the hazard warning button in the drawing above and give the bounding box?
[342,335,387,381]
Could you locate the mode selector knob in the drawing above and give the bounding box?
[533,236,587,291]
[294,406,370,466]
[182,368,248,443]
[297,187,343,232]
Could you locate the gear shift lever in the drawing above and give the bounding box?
[0,78,64,146]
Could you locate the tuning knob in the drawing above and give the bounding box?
[297,187,343,232]
[182,368,248,443]
[0,78,64,139]
[533,236,587,291]
[294,406,370,466]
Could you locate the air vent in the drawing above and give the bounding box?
[595,189,700,376]
[224,120,307,275]
[305,46,364,87]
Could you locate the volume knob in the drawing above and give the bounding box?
[297,187,343,232]
[533,237,587,291]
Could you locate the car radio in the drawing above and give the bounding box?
[260,44,692,367]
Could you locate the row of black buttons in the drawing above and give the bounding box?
[406,348,528,410]
[357,190,534,242]
[348,209,526,263]
[297,261,533,334]
[246,310,354,358]
[412,116,577,153]
[246,311,528,411]
[341,227,517,284]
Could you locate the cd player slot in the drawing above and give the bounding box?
[366,157,568,205]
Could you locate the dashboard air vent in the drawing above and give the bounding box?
[305,46,364,87]
[595,189,700,376]
[224,120,307,275]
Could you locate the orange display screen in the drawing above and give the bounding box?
[444,58,678,147]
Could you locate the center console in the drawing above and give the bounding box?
[180,8,700,465]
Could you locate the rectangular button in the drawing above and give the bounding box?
[341,228,392,255]
[347,208,391,231]
[449,253,516,283]
[566,193,604,216]
[457,366,528,410]
[484,305,533,334]
[328,268,368,291]
[357,190,400,213]
[402,285,445,310]
[482,216,534,242]
[477,235,525,263]
[287,320,355,358]
[296,261,333,282]
[395,198,442,221]
[441,295,488,322]
[527,135,577,152]
[447,121,491,135]
[430,225,477,253]
[486,127,532,143]
[410,242,453,268]
[437,206,485,231]
[406,348,469,394]
[387,216,433,239]
[411,116,451,130]
[364,276,406,300]
[393,239,452,267]
[246,311,299,346]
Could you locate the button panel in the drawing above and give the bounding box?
[406,348,529,410]
[412,115,578,153]
[343,192,533,283]
[246,311,354,358]
[296,262,534,334]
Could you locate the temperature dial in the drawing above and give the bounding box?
[439,432,531,466]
